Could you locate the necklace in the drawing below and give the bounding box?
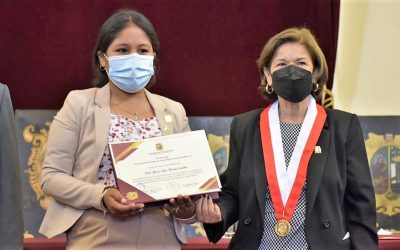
[113,101,138,120]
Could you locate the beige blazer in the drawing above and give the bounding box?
[39,84,190,241]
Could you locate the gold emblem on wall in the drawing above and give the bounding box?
[365,133,400,233]
[207,133,229,174]
[321,85,334,108]
[192,222,206,237]
[23,123,54,210]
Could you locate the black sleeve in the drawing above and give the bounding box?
[345,114,378,249]
[204,117,241,243]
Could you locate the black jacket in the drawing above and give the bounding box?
[204,108,378,250]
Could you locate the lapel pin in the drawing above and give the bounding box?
[164,115,173,123]
[314,146,322,154]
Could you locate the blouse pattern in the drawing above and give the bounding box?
[258,121,308,250]
[97,114,162,187]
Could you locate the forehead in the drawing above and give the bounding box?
[110,23,151,46]
[272,42,312,61]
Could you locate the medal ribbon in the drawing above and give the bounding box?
[260,98,326,223]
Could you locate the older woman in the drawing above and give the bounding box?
[196,27,377,250]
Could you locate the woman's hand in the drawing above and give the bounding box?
[164,194,196,219]
[102,188,144,217]
[196,195,222,224]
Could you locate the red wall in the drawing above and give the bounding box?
[0,0,339,115]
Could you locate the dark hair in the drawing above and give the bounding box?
[256,27,328,102]
[92,9,160,87]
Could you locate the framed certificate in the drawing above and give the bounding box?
[109,130,221,204]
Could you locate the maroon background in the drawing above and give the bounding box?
[0,0,339,115]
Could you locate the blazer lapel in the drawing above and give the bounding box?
[94,84,111,182]
[144,89,172,135]
[254,118,268,220]
[305,118,330,216]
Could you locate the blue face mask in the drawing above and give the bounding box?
[104,53,155,93]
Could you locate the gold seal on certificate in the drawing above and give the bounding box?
[275,219,291,237]
[109,130,221,204]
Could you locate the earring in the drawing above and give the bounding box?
[100,65,105,71]
[313,82,319,92]
[265,84,273,94]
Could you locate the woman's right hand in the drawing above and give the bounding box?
[102,188,144,217]
[196,195,222,224]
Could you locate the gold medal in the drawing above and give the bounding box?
[274,219,291,237]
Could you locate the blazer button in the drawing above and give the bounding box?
[323,220,330,229]
[243,218,251,225]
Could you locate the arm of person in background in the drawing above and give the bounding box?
[196,117,241,243]
[0,83,24,250]
[345,114,378,249]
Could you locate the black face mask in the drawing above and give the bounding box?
[272,65,313,103]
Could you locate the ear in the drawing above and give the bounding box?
[97,51,108,69]
[263,67,272,86]
[311,70,318,84]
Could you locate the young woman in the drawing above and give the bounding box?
[40,10,196,250]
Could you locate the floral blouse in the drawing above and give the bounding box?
[97,113,162,186]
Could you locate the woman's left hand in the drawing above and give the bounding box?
[164,194,196,219]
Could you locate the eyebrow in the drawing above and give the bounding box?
[137,43,152,48]
[112,43,151,48]
[274,57,310,61]
[112,43,130,47]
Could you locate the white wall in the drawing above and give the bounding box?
[333,0,400,115]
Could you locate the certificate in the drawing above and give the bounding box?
[109,130,221,204]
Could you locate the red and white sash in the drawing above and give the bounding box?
[260,96,326,223]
